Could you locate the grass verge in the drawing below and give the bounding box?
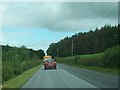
[56,52,118,76]
[63,63,118,76]
[2,64,41,88]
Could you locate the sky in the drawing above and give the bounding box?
[0,0,118,53]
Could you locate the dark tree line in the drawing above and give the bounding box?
[47,25,119,57]
[2,45,45,82]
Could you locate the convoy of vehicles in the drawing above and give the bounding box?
[43,55,57,70]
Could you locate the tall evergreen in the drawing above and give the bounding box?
[47,25,119,57]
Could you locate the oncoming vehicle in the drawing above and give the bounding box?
[44,59,57,70]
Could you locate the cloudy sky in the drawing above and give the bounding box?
[0,1,118,53]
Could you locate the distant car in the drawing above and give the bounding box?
[43,59,57,70]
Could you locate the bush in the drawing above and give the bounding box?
[2,64,15,82]
[2,45,44,82]
[2,60,40,82]
[74,55,80,64]
[103,45,120,69]
[57,45,120,69]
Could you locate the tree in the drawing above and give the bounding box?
[47,25,119,57]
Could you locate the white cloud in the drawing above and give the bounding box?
[2,2,118,32]
[3,2,63,28]
[0,1,118,51]
[0,0,119,2]
[0,3,6,44]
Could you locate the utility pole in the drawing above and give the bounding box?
[71,39,73,56]
[57,48,59,57]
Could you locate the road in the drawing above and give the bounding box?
[22,64,118,89]
[59,64,118,88]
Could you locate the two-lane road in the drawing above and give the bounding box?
[22,65,97,88]
[22,64,118,89]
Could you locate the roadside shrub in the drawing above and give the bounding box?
[0,45,44,82]
[13,65,23,75]
[2,60,40,82]
[57,46,120,69]
[103,45,120,69]
[74,55,80,64]
[21,61,29,71]
[2,64,15,82]
[2,45,44,83]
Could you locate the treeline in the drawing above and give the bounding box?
[2,45,45,82]
[47,25,119,57]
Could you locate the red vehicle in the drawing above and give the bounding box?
[44,59,57,70]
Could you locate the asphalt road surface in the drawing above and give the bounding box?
[22,64,118,89]
[22,65,97,88]
[58,64,118,88]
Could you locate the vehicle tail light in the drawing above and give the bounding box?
[45,62,48,65]
[52,62,55,64]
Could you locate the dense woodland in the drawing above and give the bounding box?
[2,45,45,82]
[47,25,119,57]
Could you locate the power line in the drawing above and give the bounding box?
[90,3,119,30]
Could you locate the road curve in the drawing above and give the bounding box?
[22,65,97,88]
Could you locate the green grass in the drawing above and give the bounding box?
[66,63,118,76]
[57,53,103,62]
[2,64,41,88]
[80,53,103,59]
[57,53,118,76]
